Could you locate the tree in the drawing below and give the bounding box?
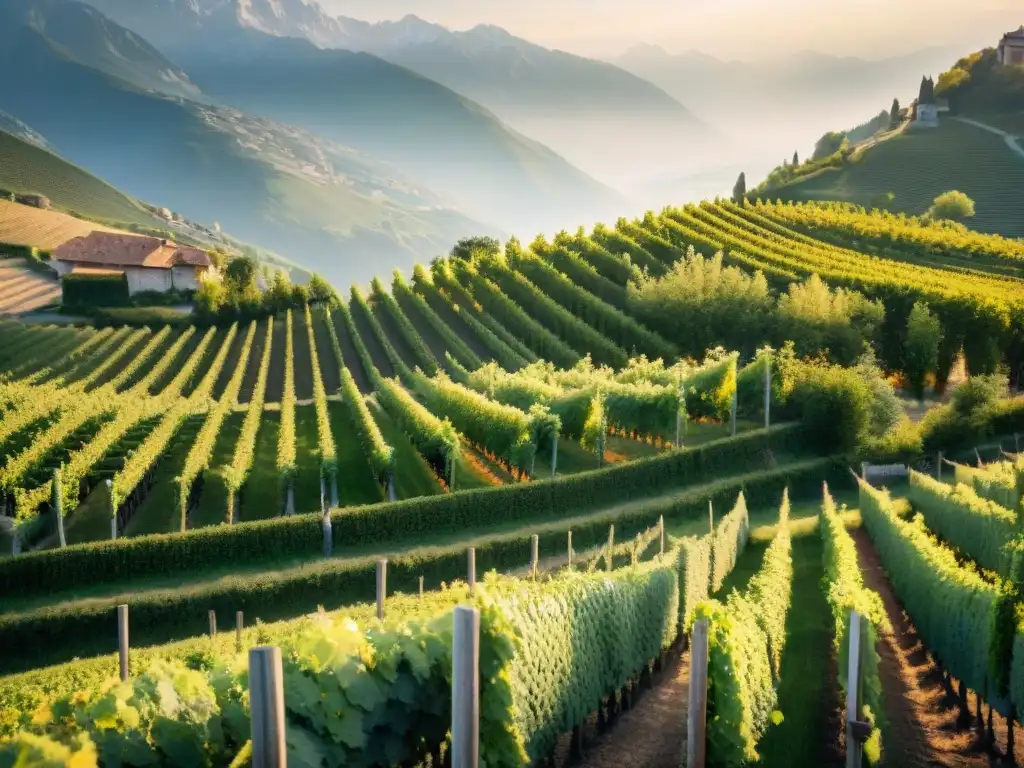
[812,131,848,161]
[890,98,901,125]
[225,256,258,292]
[265,271,293,313]
[792,151,799,166]
[869,191,896,211]
[903,301,941,401]
[929,190,975,222]
[306,274,333,303]
[732,172,747,203]
[450,236,500,261]
[194,278,227,319]
[291,283,309,306]
[918,76,934,105]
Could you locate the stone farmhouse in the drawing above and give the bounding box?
[52,232,217,295]
[999,27,1024,67]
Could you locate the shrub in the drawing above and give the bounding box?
[929,190,976,222]
[61,272,130,308]
[903,301,941,400]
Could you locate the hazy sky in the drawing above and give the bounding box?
[323,0,1022,60]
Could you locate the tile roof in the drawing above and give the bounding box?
[54,232,211,269]
[1004,26,1024,40]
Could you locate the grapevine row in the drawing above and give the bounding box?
[369,277,440,375]
[323,306,394,485]
[225,318,274,502]
[176,321,258,520]
[858,477,1014,714]
[391,269,484,371]
[304,304,337,500]
[476,253,629,368]
[277,311,297,506]
[413,266,529,370]
[508,246,677,361]
[449,259,579,368]
[695,491,793,764]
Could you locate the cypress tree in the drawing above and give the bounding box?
[890,97,901,125]
[792,150,799,166]
[732,172,747,204]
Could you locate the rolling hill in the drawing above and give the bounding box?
[0,129,167,229]
[768,115,1024,240]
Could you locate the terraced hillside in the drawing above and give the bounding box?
[0,199,119,252]
[1,195,1024,766]
[0,258,59,315]
[0,130,163,229]
[771,118,1024,239]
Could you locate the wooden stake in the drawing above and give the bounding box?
[419,575,424,599]
[659,515,665,557]
[846,611,863,768]
[53,466,66,548]
[452,606,480,768]
[117,604,129,682]
[107,479,116,541]
[686,619,709,768]
[249,646,286,768]
[467,547,476,595]
[236,611,244,651]
[321,512,332,558]
[376,560,387,620]
[530,534,539,579]
[208,610,217,639]
[567,530,573,567]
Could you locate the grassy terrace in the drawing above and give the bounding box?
[0,449,838,673]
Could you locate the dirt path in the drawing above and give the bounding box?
[954,117,1024,161]
[576,649,691,768]
[851,527,994,767]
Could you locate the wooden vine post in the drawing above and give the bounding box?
[686,619,709,768]
[468,547,476,595]
[376,559,387,621]
[107,478,117,541]
[567,530,573,567]
[606,525,615,572]
[551,433,559,477]
[846,610,872,768]
[530,534,539,579]
[53,466,66,549]
[452,606,480,768]
[117,604,129,682]
[249,646,286,768]
[236,611,244,651]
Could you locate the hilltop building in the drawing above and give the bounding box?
[53,232,217,295]
[999,27,1024,66]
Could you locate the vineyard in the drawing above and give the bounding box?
[771,118,1024,240]
[2,198,1024,765]
[0,257,60,315]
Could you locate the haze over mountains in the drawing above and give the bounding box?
[83,0,719,193]
[0,0,1012,287]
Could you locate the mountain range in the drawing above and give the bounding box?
[0,0,642,286]
[79,0,719,191]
